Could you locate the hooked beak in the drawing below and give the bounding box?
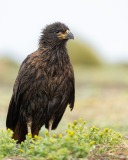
[57,30,74,40]
[66,30,74,40]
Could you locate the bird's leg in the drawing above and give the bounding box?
[27,121,32,134]
[27,121,40,138]
[31,123,41,138]
[48,119,53,132]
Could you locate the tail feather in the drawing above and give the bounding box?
[6,94,28,143]
[6,96,18,130]
[13,120,28,143]
[6,92,23,130]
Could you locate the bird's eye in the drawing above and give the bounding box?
[55,30,60,34]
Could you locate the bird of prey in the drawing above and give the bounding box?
[6,22,75,143]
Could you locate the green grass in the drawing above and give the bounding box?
[0,119,126,160]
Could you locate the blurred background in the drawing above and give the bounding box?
[1,0,128,134]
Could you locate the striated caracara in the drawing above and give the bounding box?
[6,22,75,143]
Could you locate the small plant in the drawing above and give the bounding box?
[0,119,126,160]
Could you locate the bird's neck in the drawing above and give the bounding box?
[39,44,70,68]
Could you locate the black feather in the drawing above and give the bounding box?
[6,22,75,142]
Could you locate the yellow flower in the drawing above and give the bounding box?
[38,136,43,140]
[72,124,75,129]
[58,134,62,138]
[99,132,103,136]
[19,149,24,153]
[52,134,57,138]
[27,133,32,138]
[73,120,77,126]
[66,130,75,137]
[30,145,34,149]
[83,121,86,125]
[84,134,88,138]
[116,132,122,138]
[7,128,11,132]
[34,135,38,140]
[104,128,109,132]
[65,137,69,141]
[109,129,113,133]
[66,129,69,133]
[89,141,95,145]
[68,123,71,128]
[69,131,74,137]
[45,131,49,136]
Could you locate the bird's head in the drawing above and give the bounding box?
[39,22,74,48]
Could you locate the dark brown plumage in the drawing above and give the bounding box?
[6,22,75,143]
